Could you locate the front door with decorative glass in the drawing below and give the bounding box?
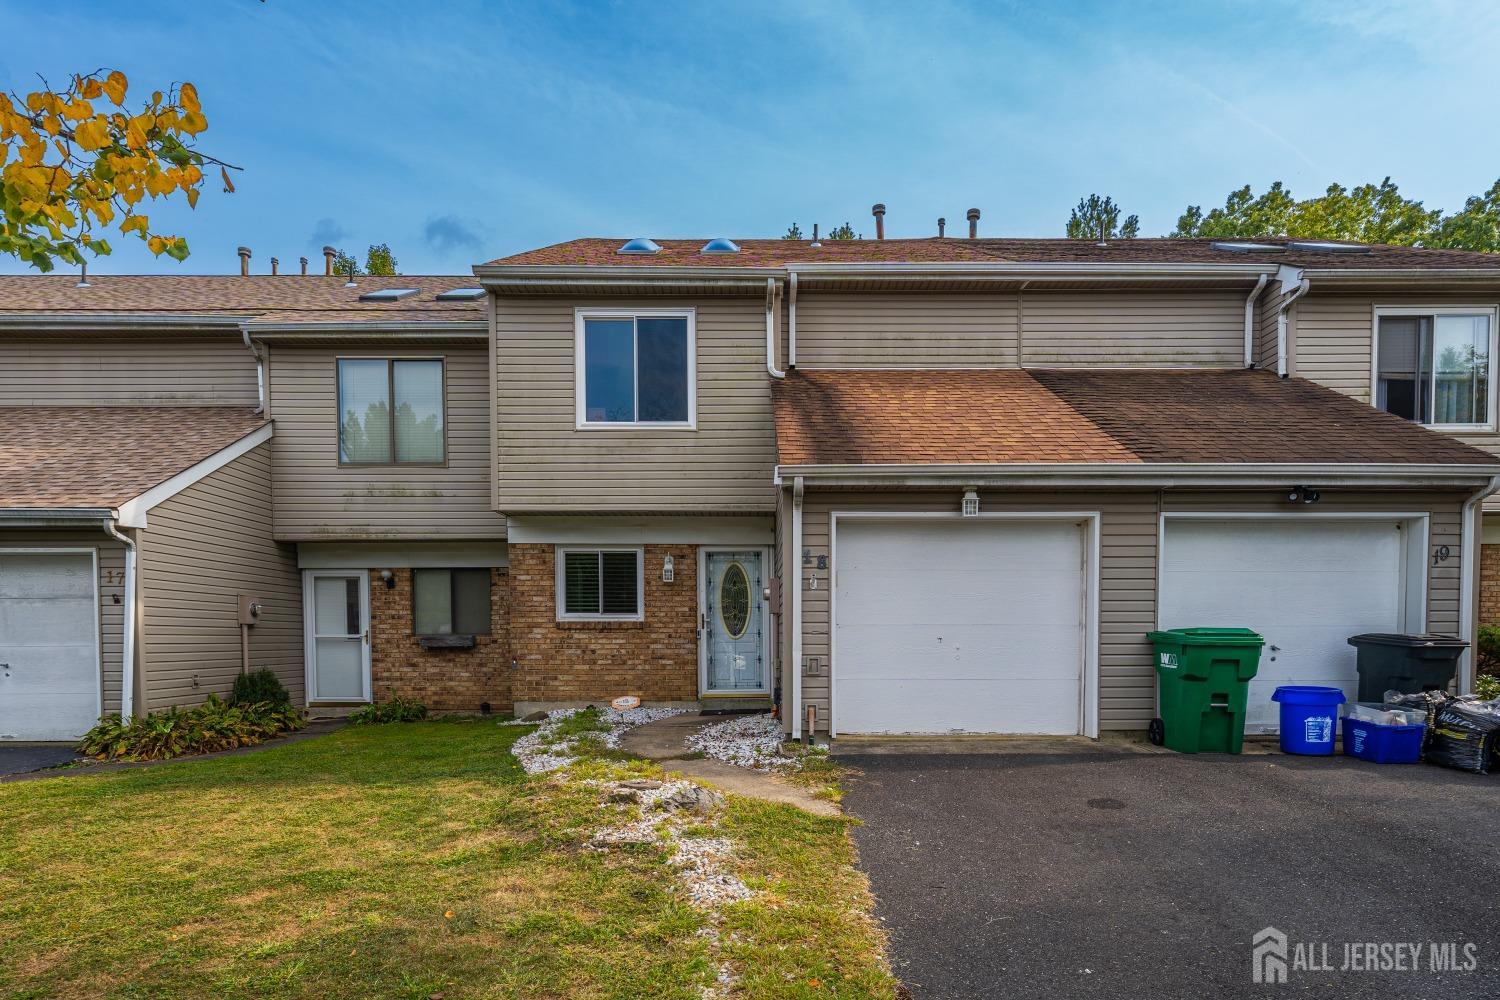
[701,550,767,694]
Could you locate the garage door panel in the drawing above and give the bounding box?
[1160,519,1406,733]
[834,519,1086,736]
[0,596,97,643]
[0,553,95,598]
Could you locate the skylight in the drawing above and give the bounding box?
[1286,240,1372,254]
[700,238,741,254]
[618,238,662,254]
[358,288,420,301]
[436,287,485,301]
[1211,241,1286,253]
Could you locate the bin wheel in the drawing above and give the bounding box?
[1148,717,1165,746]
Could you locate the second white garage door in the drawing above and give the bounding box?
[834,518,1087,735]
[1159,517,1412,733]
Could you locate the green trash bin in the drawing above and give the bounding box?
[1146,627,1265,754]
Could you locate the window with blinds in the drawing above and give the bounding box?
[558,548,643,620]
[1376,313,1492,427]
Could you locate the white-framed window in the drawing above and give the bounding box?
[574,308,696,428]
[1374,306,1497,430]
[556,547,644,621]
[337,358,446,464]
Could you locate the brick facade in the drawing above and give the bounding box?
[508,543,699,706]
[1481,544,1500,628]
[369,568,511,713]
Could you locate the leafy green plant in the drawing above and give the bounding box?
[229,667,290,707]
[1476,674,1500,701]
[1476,625,1500,678]
[78,694,305,761]
[347,697,428,725]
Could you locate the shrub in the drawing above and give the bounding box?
[347,697,428,725]
[1477,674,1500,701]
[1477,626,1500,679]
[230,668,291,707]
[78,695,305,762]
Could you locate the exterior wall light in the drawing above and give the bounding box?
[380,568,395,589]
[961,488,981,517]
[662,554,675,583]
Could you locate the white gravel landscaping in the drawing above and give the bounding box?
[685,712,799,771]
[509,705,687,774]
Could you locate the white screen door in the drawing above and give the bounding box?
[702,550,767,694]
[306,571,370,701]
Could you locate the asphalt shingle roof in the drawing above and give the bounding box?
[772,368,1500,467]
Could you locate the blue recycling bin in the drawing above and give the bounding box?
[1271,686,1346,755]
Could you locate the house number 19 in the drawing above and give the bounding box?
[1432,545,1451,566]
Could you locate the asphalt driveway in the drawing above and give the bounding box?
[0,744,78,776]
[842,749,1500,999]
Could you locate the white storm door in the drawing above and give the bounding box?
[1159,518,1407,733]
[306,571,370,702]
[702,550,767,694]
[0,550,100,741]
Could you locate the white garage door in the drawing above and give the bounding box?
[0,551,101,741]
[1159,518,1409,733]
[834,518,1086,735]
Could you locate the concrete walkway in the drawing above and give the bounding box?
[619,714,841,817]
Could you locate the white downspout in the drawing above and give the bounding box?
[787,272,798,368]
[1242,273,1269,368]
[765,277,786,379]
[103,519,137,722]
[790,476,804,738]
[1275,268,1310,378]
[1459,475,1500,692]
[242,328,265,414]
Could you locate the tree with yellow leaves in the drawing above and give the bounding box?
[0,69,237,271]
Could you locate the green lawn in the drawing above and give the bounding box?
[0,720,895,999]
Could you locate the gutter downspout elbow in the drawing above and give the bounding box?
[1276,272,1310,379]
[787,272,798,369]
[766,278,786,379]
[1460,475,1500,692]
[241,327,266,414]
[1243,273,1269,368]
[103,518,137,724]
[790,476,804,738]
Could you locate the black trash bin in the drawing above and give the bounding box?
[1347,633,1468,702]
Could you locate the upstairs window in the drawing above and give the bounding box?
[1376,310,1495,428]
[338,358,445,464]
[413,568,491,635]
[576,310,694,427]
[557,547,643,620]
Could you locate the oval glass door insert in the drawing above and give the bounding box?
[719,562,750,639]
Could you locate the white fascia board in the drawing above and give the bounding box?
[1303,268,1500,281]
[506,514,774,545]
[115,423,273,528]
[0,508,113,527]
[244,322,486,338]
[774,462,1500,489]
[296,540,509,569]
[0,313,251,331]
[785,261,1276,277]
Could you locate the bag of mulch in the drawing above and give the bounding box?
[1422,702,1500,774]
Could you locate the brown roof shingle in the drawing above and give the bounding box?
[772,369,1499,467]
[488,237,1500,271]
[0,407,268,509]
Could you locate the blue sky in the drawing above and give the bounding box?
[4,0,1499,274]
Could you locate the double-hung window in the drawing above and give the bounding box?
[338,358,445,464]
[413,569,491,636]
[576,310,695,427]
[1375,309,1496,429]
[557,547,643,620]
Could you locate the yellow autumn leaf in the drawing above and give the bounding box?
[74,116,110,151]
[220,166,235,194]
[147,235,168,255]
[79,77,104,100]
[145,170,176,197]
[185,187,199,208]
[62,99,93,122]
[179,110,206,135]
[103,70,128,105]
[181,164,202,186]
[25,92,45,112]
[125,120,147,150]
[121,215,149,235]
[41,114,61,136]
[179,82,200,113]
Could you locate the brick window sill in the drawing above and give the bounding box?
[554,619,646,631]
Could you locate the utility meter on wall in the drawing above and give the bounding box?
[237,595,264,626]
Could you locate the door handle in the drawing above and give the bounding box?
[362,631,369,646]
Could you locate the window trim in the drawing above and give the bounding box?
[555,545,645,622]
[1371,305,1498,433]
[336,356,449,467]
[411,567,492,637]
[573,308,697,430]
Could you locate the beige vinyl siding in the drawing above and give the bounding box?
[267,344,505,539]
[0,335,257,405]
[794,488,1468,733]
[493,297,776,512]
[793,293,1019,368]
[137,442,303,711]
[1021,290,1245,367]
[1254,285,1284,370]
[0,529,125,716]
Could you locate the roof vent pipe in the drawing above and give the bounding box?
[299,256,308,276]
[967,208,980,239]
[872,203,886,240]
[270,256,279,276]
[938,217,946,238]
[237,246,252,276]
[76,259,90,289]
[810,223,821,248]
[323,245,336,276]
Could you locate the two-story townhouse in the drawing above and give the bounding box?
[477,233,1500,739]
[0,273,509,741]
